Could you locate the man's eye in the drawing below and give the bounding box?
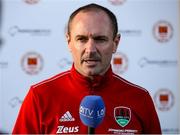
[94,38,108,43]
[98,38,106,41]
[77,38,87,42]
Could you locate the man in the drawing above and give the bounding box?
[13,3,161,134]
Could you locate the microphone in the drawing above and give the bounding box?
[79,95,105,134]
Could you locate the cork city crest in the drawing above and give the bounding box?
[114,106,131,127]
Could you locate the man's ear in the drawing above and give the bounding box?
[66,33,72,52]
[113,34,121,53]
[66,33,71,44]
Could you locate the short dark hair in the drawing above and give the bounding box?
[67,3,118,39]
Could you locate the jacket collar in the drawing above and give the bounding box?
[70,64,113,89]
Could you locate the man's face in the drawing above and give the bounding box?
[67,10,120,78]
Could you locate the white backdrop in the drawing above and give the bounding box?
[0,0,179,133]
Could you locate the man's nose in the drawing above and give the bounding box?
[85,39,97,53]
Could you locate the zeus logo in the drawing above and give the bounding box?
[56,126,79,134]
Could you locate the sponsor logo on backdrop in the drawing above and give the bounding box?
[8,26,51,37]
[0,37,3,52]
[108,0,126,5]
[154,88,174,111]
[0,21,6,65]
[58,58,72,69]
[24,0,40,4]
[8,97,23,108]
[138,57,177,68]
[111,52,128,74]
[21,51,44,75]
[119,29,142,37]
[162,128,179,134]
[153,20,173,42]
[0,61,8,69]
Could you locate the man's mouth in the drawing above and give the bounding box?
[83,59,100,66]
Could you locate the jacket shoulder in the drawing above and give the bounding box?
[112,73,148,93]
[32,70,71,89]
